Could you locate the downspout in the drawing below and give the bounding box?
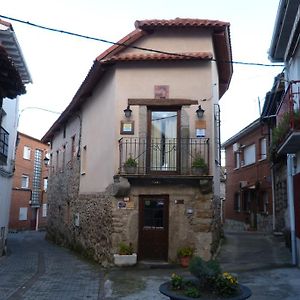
[287,153,297,265]
[271,164,276,231]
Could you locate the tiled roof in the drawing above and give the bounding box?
[42,18,232,142]
[135,18,229,30]
[104,52,213,63]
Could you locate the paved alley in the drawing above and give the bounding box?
[0,231,103,300]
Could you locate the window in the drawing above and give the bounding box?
[62,145,66,171]
[23,146,31,160]
[234,193,241,212]
[42,203,47,217]
[234,152,240,169]
[81,145,87,175]
[43,178,48,192]
[19,207,28,221]
[0,126,9,164]
[21,175,29,189]
[56,150,59,172]
[260,138,267,160]
[71,135,76,159]
[243,144,256,166]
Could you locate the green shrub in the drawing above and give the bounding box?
[118,242,134,255]
[177,246,194,258]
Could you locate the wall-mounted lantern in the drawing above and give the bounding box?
[124,105,132,119]
[196,105,205,119]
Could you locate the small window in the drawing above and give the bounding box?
[234,152,240,169]
[19,207,28,221]
[23,146,31,160]
[21,175,29,189]
[81,145,87,175]
[260,138,267,160]
[234,193,241,212]
[42,203,47,217]
[43,178,48,192]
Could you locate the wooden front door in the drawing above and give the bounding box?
[138,195,169,260]
[293,173,300,239]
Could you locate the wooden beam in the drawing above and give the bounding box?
[128,98,198,106]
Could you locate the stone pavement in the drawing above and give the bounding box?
[104,231,300,299]
[0,231,103,300]
[1,230,300,299]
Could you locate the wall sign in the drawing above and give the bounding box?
[120,121,134,135]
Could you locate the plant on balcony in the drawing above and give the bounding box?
[123,155,137,174]
[191,155,208,175]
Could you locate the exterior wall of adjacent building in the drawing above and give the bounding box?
[0,97,19,255]
[46,29,224,265]
[224,123,273,232]
[9,133,48,231]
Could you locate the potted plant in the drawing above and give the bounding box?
[113,242,137,267]
[123,155,137,174]
[191,155,208,175]
[159,256,251,300]
[177,246,194,268]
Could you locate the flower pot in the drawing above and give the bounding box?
[159,281,252,300]
[113,253,137,267]
[124,166,137,174]
[179,256,191,268]
[191,167,206,175]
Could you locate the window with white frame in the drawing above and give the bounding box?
[234,152,240,169]
[21,175,29,189]
[81,145,87,175]
[260,138,267,160]
[243,144,256,166]
[19,207,28,221]
[23,146,31,160]
[43,178,48,192]
[42,203,47,217]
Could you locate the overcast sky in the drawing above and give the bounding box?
[2,0,283,142]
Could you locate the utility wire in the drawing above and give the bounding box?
[0,14,285,68]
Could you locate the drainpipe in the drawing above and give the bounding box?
[287,153,297,265]
[271,165,276,231]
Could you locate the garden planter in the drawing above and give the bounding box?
[159,281,252,300]
[124,166,137,174]
[179,256,191,268]
[113,253,137,267]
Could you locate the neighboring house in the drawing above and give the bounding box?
[265,0,300,265]
[0,19,31,255]
[9,132,48,231]
[42,18,233,264]
[222,119,273,232]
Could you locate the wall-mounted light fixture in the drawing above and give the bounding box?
[43,156,50,167]
[124,105,132,119]
[196,105,205,119]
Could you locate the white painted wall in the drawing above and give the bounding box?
[0,96,19,253]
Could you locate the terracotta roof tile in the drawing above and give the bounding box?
[105,52,213,63]
[135,18,230,30]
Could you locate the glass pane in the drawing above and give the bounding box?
[151,111,177,171]
[144,199,164,228]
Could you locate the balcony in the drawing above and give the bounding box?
[273,80,300,154]
[118,137,209,178]
[0,126,9,165]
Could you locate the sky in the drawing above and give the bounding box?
[1,0,283,143]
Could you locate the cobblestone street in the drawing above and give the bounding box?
[0,231,103,300]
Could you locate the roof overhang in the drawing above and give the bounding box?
[277,131,300,154]
[0,19,32,84]
[269,0,300,62]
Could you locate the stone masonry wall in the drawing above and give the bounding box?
[46,159,113,265]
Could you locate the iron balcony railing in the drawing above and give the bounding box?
[119,137,209,175]
[0,126,9,165]
[276,80,300,129]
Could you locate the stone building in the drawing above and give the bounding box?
[42,18,233,265]
[9,132,48,231]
